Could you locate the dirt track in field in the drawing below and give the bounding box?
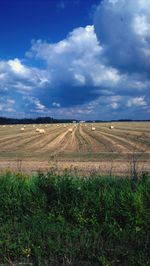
[0,122,150,175]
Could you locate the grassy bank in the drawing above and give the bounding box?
[0,171,150,265]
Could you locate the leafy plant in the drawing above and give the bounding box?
[0,171,149,265]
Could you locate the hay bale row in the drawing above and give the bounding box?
[39,129,45,134]
[36,128,45,134]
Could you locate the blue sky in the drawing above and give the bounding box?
[0,0,100,58]
[0,0,150,120]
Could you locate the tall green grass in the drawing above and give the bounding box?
[0,170,150,265]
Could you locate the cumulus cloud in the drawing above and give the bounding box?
[27,25,103,89]
[27,25,125,108]
[94,0,150,75]
[0,1,150,119]
[127,97,147,107]
[8,59,28,76]
[0,58,49,93]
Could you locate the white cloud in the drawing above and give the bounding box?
[0,58,50,99]
[6,99,15,105]
[0,9,149,119]
[127,97,147,107]
[74,74,86,85]
[94,0,150,74]
[28,25,102,60]
[28,25,123,90]
[7,108,16,113]
[133,15,150,37]
[0,97,16,113]
[52,102,61,108]
[27,97,46,111]
[110,102,119,109]
[8,58,28,76]
[110,95,122,102]
[91,67,121,86]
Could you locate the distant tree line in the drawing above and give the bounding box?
[0,116,149,125]
[0,117,78,125]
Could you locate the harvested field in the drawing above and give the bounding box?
[0,122,150,175]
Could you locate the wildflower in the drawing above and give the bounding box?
[22,247,31,257]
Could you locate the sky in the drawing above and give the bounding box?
[0,0,150,120]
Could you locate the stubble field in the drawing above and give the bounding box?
[0,122,150,175]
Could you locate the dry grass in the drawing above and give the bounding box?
[0,122,150,175]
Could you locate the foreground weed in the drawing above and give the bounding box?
[0,172,149,265]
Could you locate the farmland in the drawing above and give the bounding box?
[0,122,150,175]
[1,123,150,265]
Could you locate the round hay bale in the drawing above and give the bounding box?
[91,127,96,131]
[20,127,25,132]
[39,129,45,134]
[68,128,73,132]
[36,128,40,132]
[109,125,114,129]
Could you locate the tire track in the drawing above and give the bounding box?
[85,125,129,153]
[65,126,79,152]
[38,128,71,153]
[80,125,104,152]
[97,128,149,151]
[27,128,67,152]
[0,126,64,151]
[74,125,92,152]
